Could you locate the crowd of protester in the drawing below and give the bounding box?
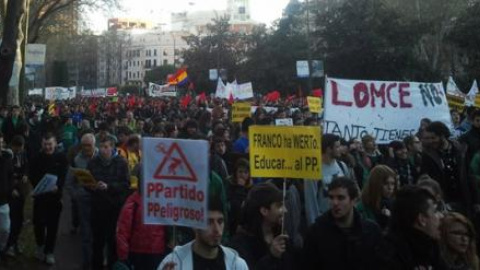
[0,95,480,270]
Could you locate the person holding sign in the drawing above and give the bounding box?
[158,198,248,270]
[65,133,98,270]
[87,137,130,270]
[229,183,293,270]
[29,133,68,265]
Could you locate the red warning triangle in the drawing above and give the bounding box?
[153,143,197,182]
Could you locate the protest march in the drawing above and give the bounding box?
[1,71,480,270]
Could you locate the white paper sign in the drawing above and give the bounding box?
[45,87,76,100]
[234,82,254,100]
[148,82,176,97]
[32,174,58,196]
[296,60,309,78]
[26,44,46,66]
[275,118,293,126]
[142,138,209,229]
[324,78,452,144]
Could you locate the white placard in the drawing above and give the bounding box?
[142,138,209,229]
[26,44,46,66]
[275,118,293,126]
[234,82,254,100]
[324,78,452,144]
[45,87,76,100]
[296,60,309,78]
[148,83,176,97]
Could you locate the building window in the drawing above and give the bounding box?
[239,6,245,14]
[153,59,157,67]
[154,49,157,56]
[163,59,168,66]
[137,71,140,78]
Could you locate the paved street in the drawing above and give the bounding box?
[1,194,83,270]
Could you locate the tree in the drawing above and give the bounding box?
[449,2,480,87]
[144,65,176,85]
[0,0,27,106]
[314,0,434,81]
[0,0,119,105]
[181,16,250,92]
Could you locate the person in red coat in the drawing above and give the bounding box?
[116,170,166,269]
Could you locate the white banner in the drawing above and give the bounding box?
[28,88,43,96]
[324,78,452,144]
[465,80,479,106]
[45,87,76,100]
[215,78,227,98]
[148,83,176,97]
[81,88,106,97]
[142,138,209,229]
[234,82,254,100]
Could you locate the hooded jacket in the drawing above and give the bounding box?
[157,241,248,270]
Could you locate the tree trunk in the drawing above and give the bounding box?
[0,0,26,106]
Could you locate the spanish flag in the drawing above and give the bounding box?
[168,68,188,86]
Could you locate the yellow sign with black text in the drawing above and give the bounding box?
[232,102,252,123]
[307,96,322,113]
[249,126,321,179]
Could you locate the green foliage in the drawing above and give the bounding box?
[315,0,435,81]
[181,16,249,92]
[144,64,176,84]
[450,2,480,82]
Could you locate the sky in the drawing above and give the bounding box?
[87,0,291,33]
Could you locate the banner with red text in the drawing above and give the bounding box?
[324,78,452,144]
[142,138,209,229]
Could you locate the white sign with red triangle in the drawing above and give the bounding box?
[142,138,209,229]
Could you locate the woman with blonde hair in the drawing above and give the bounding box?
[357,165,398,230]
[440,212,479,270]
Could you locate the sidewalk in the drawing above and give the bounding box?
[0,193,83,270]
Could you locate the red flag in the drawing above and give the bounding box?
[180,95,191,108]
[312,88,323,97]
[128,96,136,108]
[266,91,280,102]
[228,91,234,104]
[196,92,206,104]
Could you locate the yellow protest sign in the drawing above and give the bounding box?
[307,96,322,113]
[232,102,252,122]
[249,126,321,179]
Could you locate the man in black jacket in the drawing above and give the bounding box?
[303,177,387,270]
[87,137,129,270]
[421,121,476,214]
[459,109,480,165]
[229,182,293,270]
[29,133,68,265]
[385,185,446,270]
[0,132,14,259]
